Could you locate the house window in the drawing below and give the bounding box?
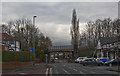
[2,41,6,44]
[10,41,14,44]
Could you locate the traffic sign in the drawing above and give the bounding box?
[67,52,69,54]
[29,47,33,52]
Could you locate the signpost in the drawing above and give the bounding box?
[29,47,33,64]
[29,47,33,52]
[45,49,49,64]
[117,36,120,70]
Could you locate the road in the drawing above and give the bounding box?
[52,62,119,75]
[2,61,120,76]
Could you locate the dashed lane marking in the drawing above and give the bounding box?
[50,68,52,76]
[73,69,78,71]
[80,71,85,74]
[62,68,70,74]
[19,73,27,74]
[90,71,95,74]
[46,68,48,76]
[56,69,58,74]
[81,68,95,74]
[82,68,87,71]
[53,65,58,74]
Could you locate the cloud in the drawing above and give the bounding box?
[2,2,117,45]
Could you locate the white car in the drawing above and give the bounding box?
[75,57,87,63]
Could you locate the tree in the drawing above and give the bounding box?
[70,9,79,55]
[1,17,52,52]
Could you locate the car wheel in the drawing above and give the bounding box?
[109,63,112,67]
[98,63,103,66]
[98,64,100,66]
[83,64,86,66]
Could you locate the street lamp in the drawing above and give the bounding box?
[117,27,120,70]
[33,15,37,64]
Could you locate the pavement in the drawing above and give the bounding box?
[2,63,51,76]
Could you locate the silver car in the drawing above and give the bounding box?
[82,58,103,66]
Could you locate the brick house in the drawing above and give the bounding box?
[0,33,20,51]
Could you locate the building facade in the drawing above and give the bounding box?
[0,33,20,51]
[97,37,119,59]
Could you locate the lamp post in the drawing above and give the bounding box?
[33,15,37,64]
[117,28,120,70]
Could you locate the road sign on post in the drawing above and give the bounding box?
[29,47,33,64]
[29,47,33,52]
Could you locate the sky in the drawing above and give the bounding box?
[2,2,118,45]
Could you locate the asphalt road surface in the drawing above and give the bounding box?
[2,60,120,76]
[52,63,120,75]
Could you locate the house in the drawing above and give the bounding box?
[0,33,20,51]
[97,37,119,59]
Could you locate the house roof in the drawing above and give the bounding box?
[100,37,118,46]
[0,33,16,41]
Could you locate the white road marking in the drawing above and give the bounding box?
[56,69,59,74]
[80,71,85,74]
[50,68,52,76]
[62,68,70,74]
[82,68,96,74]
[46,68,48,76]
[53,65,58,74]
[82,68,87,71]
[19,73,27,74]
[73,69,78,71]
[90,71,95,74]
[63,65,66,66]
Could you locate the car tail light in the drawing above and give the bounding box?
[80,61,82,63]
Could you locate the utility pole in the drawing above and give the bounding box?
[33,15,37,64]
[117,28,120,70]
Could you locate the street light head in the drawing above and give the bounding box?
[33,16,37,18]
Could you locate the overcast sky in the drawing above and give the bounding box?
[2,2,118,45]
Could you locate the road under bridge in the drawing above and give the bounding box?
[48,45,74,58]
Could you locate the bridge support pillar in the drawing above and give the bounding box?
[54,52,55,58]
[63,52,65,58]
[57,52,59,58]
[72,51,74,60]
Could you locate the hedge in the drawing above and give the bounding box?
[2,51,34,62]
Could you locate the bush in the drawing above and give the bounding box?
[2,51,34,62]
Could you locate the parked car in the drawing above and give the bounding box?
[105,59,120,66]
[82,58,103,66]
[75,57,87,63]
[79,57,87,64]
[96,58,110,63]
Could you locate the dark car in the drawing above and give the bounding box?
[105,59,120,66]
[82,58,103,66]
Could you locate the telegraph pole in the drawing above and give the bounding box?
[117,28,120,70]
